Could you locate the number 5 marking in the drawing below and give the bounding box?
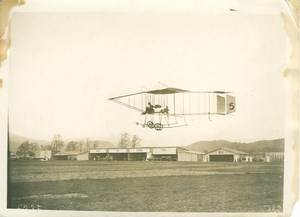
[229,102,235,110]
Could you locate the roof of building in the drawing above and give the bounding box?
[77,151,89,155]
[34,156,50,159]
[53,151,80,156]
[89,146,188,151]
[183,150,205,155]
[205,148,248,155]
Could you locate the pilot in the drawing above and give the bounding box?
[142,102,154,114]
[162,106,169,114]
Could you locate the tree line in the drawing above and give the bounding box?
[15,133,142,158]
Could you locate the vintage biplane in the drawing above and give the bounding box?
[109,87,235,131]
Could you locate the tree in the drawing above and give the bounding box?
[51,134,64,153]
[79,140,84,152]
[118,133,142,148]
[131,135,141,148]
[118,133,131,148]
[92,140,99,148]
[66,141,79,151]
[86,137,90,151]
[16,141,39,158]
[31,142,40,155]
[41,144,52,151]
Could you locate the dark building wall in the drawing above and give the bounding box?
[209,154,234,162]
[128,153,147,161]
[110,153,128,161]
[152,154,177,161]
[53,155,68,160]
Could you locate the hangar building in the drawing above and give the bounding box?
[203,148,248,162]
[177,150,204,162]
[89,147,204,162]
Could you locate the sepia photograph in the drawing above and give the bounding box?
[0,0,299,216]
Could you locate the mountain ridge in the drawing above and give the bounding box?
[8,133,284,154]
[184,138,284,154]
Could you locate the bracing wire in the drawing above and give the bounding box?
[141,86,150,91]
[204,93,206,114]
[182,92,184,114]
[142,93,144,110]
[198,92,200,114]
[209,94,211,113]
[208,93,211,114]
[158,81,168,88]
[173,93,177,122]
[189,93,191,115]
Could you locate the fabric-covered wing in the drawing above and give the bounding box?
[109,91,147,113]
[109,88,235,116]
[146,88,189,94]
[108,88,189,113]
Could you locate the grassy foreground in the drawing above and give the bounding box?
[7,161,283,212]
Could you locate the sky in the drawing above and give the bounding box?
[8,9,288,146]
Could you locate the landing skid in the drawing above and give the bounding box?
[136,121,188,131]
[136,121,163,131]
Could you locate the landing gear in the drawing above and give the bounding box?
[138,114,187,130]
[154,123,163,131]
[147,121,154,129]
[140,114,165,131]
[137,121,164,130]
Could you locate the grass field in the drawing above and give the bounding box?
[7,161,284,212]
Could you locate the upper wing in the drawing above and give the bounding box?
[109,88,235,115]
[109,91,146,113]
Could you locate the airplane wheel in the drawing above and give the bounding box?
[154,123,163,131]
[147,121,154,128]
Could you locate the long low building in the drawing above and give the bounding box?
[49,147,282,163]
[89,147,205,162]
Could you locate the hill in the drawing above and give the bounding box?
[9,133,284,154]
[185,139,284,154]
[8,133,50,153]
